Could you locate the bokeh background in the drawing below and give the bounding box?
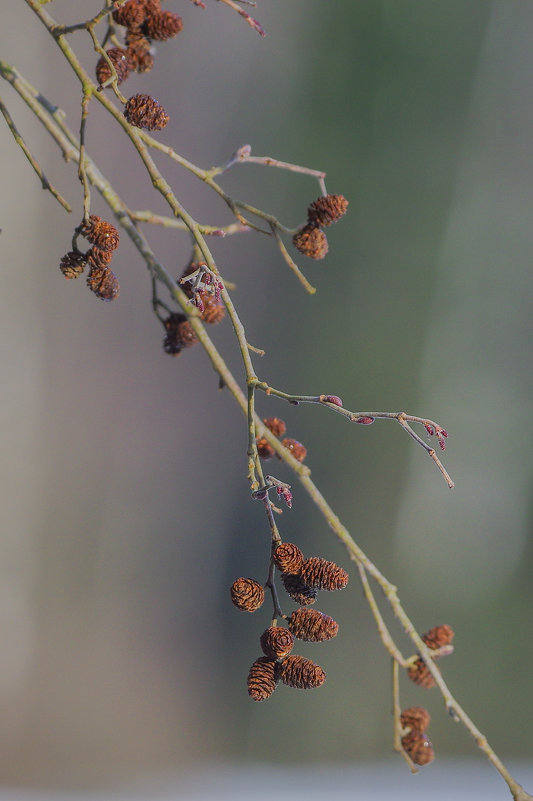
[1,0,533,795]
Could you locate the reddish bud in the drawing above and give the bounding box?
[424,424,435,436]
[323,395,343,407]
[356,416,375,425]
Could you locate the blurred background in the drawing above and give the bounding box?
[1,0,533,796]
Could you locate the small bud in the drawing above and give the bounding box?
[322,395,343,407]
[424,423,435,436]
[277,655,326,689]
[273,542,304,574]
[355,416,375,425]
[288,607,339,642]
[260,626,294,659]
[247,657,278,701]
[276,486,293,509]
[299,556,349,591]
[230,578,264,612]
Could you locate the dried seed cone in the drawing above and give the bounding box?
[277,655,326,689]
[124,93,169,131]
[264,417,286,438]
[162,313,198,353]
[87,247,113,269]
[307,194,349,227]
[95,47,133,86]
[143,10,183,40]
[281,438,307,463]
[112,0,147,30]
[79,215,120,252]
[256,437,275,460]
[59,251,86,279]
[200,295,226,325]
[288,607,338,642]
[407,657,435,689]
[247,657,278,701]
[400,706,431,733]
[126,32,155,73]
[86,266,120,301]
[299,556,349,591]
[280,573,317,606]
[401,730,435,766]
[422,624,454,650]
[260,626,295,659]
[230,578,264,612]
[292,224,328,260]
[273,542,304,575]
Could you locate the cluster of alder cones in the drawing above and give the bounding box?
[162,260,226,355]
[292,194,348,260]
[96,0,184,131]
[230,541,348,701]
[59,215,121,301]
[256,417,307,464]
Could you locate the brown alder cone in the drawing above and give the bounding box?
[256,437,275,459]
[400,707,431,733]
[162,313,198,354]
[407,657,435,689]
[299,556,349,591]
[273,542,304,575]
[179,262,225,324]
[264,417,286,438]
[281,573,317,605]
[280,438,307,462]
[292,223,328,259]
[422,624,455,650]
[112,0,147,30]
[247,657,278,701]
[307,194,349,227]
[277,655,326,689]
[95,47,133,86]
[143,10,183,40]
[124,94,169,131]
[59,251,86,279]
[401,731,435,766]
[79,215,120,252]
[260,626,295,659]
[86,266,120,301]
[87,247,113,269]
[288,607,339,642]
[230,578,265,612]
[125,32,155,73]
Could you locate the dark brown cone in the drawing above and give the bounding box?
[307,194,349,227]
[86,265,120,301]
[407,657,435,689]
[273,542,304,575]
[95,47,133,86]
[277,655,326,689]
[292,224,328,260]
[264,417,286,438]
[162,313,198,353]
[401,730,435,766]
[200,295,225,324]
[124,93,169,131]
[230,578,264,612]
[87,247,113,269]
[112,0,147,30]
[280,438,307,463]
[247,657,278,701]
[299,556,349,591]
[422,625,455,650]
[256,437,275,460]
[260,626,295,659]
[125,32,155,73]
[400,707,431,734]
[143,10,183,40]
[79,215,120,252]
[288,607,338,642]
[281,573,317,606]
[59,251,86,279]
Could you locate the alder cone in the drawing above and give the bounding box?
[79,215,119,252]
[59,251,86,279]
[86,266,120,301]
[143,10,183,40]
[162,313,198,354]
[87,247,113,269]
[407,657,435,689]
[112,0,147,30]
[292,223,328,259]
[124,94,169,131]
[401,731,435,766]
[280,572,317,606]
[422,624,454,650]
[280,438,307,463]
[263,417,287,438]
[200,295,225,325]
[273,542,304,575]
[307,194,349,227]
[247,657,278,701]
[230,577,264,612]
[288,607,338,642]
[95,47,133,86]
[277,655,326,689]
[299,556,349,591]
[126,33,155,73]
[256,437,275,460]
[400,707,431,733]
[260,626,294,659]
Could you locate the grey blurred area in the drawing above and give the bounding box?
[1,0,532,793]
